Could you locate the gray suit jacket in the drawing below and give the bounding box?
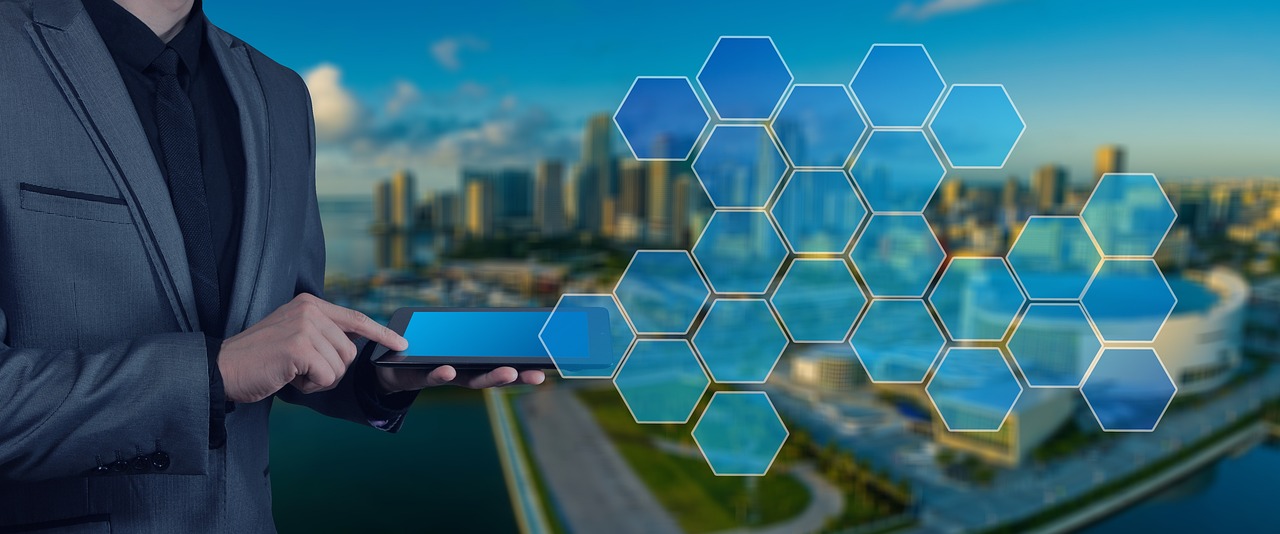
[0,0,397,531]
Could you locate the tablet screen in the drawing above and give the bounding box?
[402,310,551,357]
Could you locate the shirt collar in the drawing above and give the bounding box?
[83,0,205,75]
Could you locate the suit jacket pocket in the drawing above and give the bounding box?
[18,183,132,225]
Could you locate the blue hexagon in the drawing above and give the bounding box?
[929,257,1025,342]
[850,299,945,383]
[613,340,710,424]
[613,77,709,160]
[693,299,788,383]
[930,84,1024,169]
[1007,303,1102,388]
[692,392,788,476]
[692,125,787,208]
[1007,216,1102,300]
[697,36,792,121]
[771,170,866,254]
[614,251,710,335]
[926,348,1023,432]
[771,259,867,343]
[540,294,636,379]
[849,214,945,298]
[851,130,946,213]
[1081,348,1177,432]
[1081,173,1177,257]
[773,85,867,168]
[1082,259,1177,343]
[692,211,788,294]
[849,44,945,128]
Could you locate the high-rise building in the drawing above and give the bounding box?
[535,160,566,236]
[1094,145,1125,185]
[431,191,458,233]
[391,169,416,230]
[671,173,692,248]
[373,179,392,231]
[464,177,492,239]
[1032,164,1066,214]
[647,158,672,245]
[576,113,614,236]
[616,159,647,242]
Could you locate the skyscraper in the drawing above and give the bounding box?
[464,178,492,239]
[616,159,647,242]
[373,179,392,231]
[671,173,692,248]
[535,160,566,236]
[1094,145,1125,185]
[1032,164,1066,214]
[647,158,672,245]
[576,113,614,235]
[391,169,416,230]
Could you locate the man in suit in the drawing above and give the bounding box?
[0,0,544,531]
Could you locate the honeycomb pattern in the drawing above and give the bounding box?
[540,294,636,379]
[600,37,1181,476]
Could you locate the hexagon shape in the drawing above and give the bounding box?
[697,36,792,120]
[772,170,867,254]
[614,250,710,335]
[692,391,788,476]
[1081,173,1177,257]
[1006,216,1102,300]
[1008,303,1102,388]
[772,84,867,168]
[1082,259,1177,342]
[692,125,788,209]
[693,299,788,383]
[540,294,636,379]
[930,84,1024,169]
[929,257,1025,342]
[613,77,710,160]
[692,211,788,294]
[849,214,945,298]
[613,339,710,424]
[850,299,945,383]
[851,130,946,213]
[849,44,945,128]
[926,348,1023,432]
[1081,348,1177,432]
[771,259,867,343]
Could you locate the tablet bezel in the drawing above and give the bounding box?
[371,307,557,369]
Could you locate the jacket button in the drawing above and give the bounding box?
[150,451,171,471]
[132,455,152,472]
[109,460,129,472]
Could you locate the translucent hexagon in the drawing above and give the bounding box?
[929,257,1025,342]
[926,348,1023,432]
[851,130,946,213]
[613,339,710,424]
[614,250,711,335]
[691,211,788,294]
[849,44,945,128]
[771,259,867,343]
[697,36,793,121]
[540,294,636,379]
[1006,216,1102,300]
[692,125,788,209]
[929,84,1024,169]
[692,299,788,383]
[1081,173,1177,257]
[849,214,945,298]
[850,299,945,383]
[771,170,866,254]
[772,84,867,168]
[613,77,710,160]
[692,392,788,476]
[1007,303,1102,388]
[1082,259,1177,343]
[1081,348,1177,432]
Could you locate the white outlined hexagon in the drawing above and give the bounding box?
[1006,216,1104,301]
[613,250,712,335]
[691,391,789,477]
[1080,173,1177,257]
[929,84,1025,169]
[696,36,794,121]
[613,76,710,161]
[1080,347,1177,432]
[772,84,868,168]
[850,298,946,383]
[850,129,948,214]
[1006,302,1104,389]
[1081,258,1178,343]
[612,339,711,425]
[691,210,789,295]
[692,298,788,383]
[771,258,868,343]
[771,169,868,255]
[848,213,947,298]
[691,124,789,209]
[849,43,946,129]
[925,347,1024,432]
[928,256,1027,342]
[539,293,637,380]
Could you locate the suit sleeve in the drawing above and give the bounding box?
[0,322,210,482]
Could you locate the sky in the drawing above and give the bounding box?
[205,0,1280,197]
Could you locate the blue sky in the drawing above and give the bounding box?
[207,0,1280,196]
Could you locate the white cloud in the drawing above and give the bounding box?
[303,63,362,142]
[430,36,487,71]
[894,0,1011,20]
[384,80,422,118]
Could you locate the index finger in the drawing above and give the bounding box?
[317,300,408,351]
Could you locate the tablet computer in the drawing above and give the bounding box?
[370,307,612,371]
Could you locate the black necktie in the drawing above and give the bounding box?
[149,47,221,333]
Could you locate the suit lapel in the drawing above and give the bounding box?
[27,0,199,332]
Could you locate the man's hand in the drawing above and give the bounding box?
[376,365,545,394]
[217,293,408,403]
